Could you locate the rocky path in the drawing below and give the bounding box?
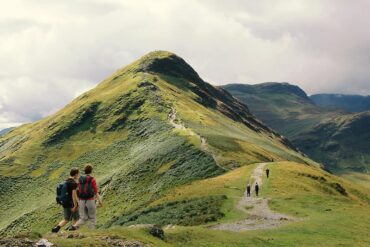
[213,163,298,231]
[168,108,228,171]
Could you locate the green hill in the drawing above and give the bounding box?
[0,52,311,233]
[223,83,370,174]
[1,53,369,246]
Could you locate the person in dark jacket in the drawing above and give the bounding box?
[255,182,259,197]
[266,168,270,178]
[52,168,80,233]
[246,184,251,197]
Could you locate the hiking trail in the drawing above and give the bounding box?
[212,163,299,231]
[168,107,228,171]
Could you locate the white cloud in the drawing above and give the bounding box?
[0,0,370,129]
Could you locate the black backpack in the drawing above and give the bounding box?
[78,175,95,199]
[56,182,69,206]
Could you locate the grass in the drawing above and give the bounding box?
[40,161,370,246]
[46,227,172,247]
[150,164,256,222]
[340,172,370,189]
[105,196,226,227]
[162,162,370,247]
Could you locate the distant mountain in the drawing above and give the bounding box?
[0,127,14,136]
[223,83,370,173]
[311,94,370,112]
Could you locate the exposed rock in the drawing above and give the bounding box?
[35,238,54,247]
[148,225,164,240]
[66,233,85,239]
[127,224,164,240]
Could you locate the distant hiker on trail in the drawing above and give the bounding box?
[70,164,103,230]
[255,182,259,197]
[246,184,251,197]
[52,168,80,233]
[266,168,270,178]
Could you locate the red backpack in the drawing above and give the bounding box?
[78,175,95,199]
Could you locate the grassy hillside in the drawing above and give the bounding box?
[311,94,370,112]
[0,51,313,237]
[223,83,370,174]
[41,162,370,246]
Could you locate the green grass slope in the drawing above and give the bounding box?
[0,51,313,237]
[223,83,370,174]
[42,162,370,246]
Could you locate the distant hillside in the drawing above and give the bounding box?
[311,94,370,112]
[0,127,14,137]
[223,83,370,174]
[0,51,313,235]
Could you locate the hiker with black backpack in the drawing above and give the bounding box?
[70,164,102,230]
[52,168,80,233]
[255,182,259,197]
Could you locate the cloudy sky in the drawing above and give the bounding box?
[1,0,370,129]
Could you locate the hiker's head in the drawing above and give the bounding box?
[70,168,79,179]
[84,164,93,175]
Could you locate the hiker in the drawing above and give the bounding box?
[70,164,103,230]
[246,184,251,197]
[255,182,259,197]
[52,168,80,233]
[266,168,270,178]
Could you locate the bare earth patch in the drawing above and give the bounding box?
[213,163,299,231]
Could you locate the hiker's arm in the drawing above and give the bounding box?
[96,193,103,207]
[92,179,103,206]
[72,190,78,211]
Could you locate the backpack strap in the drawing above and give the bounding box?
[84,176,91,195]
[78,175,85,197]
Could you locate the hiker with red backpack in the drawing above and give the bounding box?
[70,164,103,230]
[52,168,80,233]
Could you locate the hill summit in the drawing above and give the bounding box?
[134,51,203,83]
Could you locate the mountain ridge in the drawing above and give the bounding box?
[223,82,370,174]
[223,82,312,103]
[311,93,370,112]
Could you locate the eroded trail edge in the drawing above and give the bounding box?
[213,163,299,231]
[168,107,228,171]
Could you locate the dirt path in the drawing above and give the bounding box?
[213,163,298,231]
[168,108,228,171]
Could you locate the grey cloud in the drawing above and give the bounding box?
[0,19,50,36]
[0,0,369,129]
